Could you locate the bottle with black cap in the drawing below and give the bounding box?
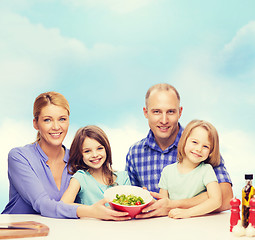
[242,174,255,228]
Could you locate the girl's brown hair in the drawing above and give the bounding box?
[177,120,220,167]
[33,91,70,142]
[67,125,115,186]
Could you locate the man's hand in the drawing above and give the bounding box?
[135,192,171,219]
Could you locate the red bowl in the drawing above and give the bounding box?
[104,185,153,218]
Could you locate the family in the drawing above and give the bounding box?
[1,83,233,220]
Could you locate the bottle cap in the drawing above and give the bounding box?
[245,174,253,180]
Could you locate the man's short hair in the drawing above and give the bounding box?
[145,83,180,107]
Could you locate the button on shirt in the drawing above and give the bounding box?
[2,143,78,218]
[125,124,232,193]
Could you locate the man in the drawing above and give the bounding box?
[125,83,233,218]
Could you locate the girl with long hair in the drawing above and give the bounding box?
[61,125,130,205]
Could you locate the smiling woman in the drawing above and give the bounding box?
[1,92,131,221]
[33,92,70,145]
[33,103,70,190]
[2,92,76,218]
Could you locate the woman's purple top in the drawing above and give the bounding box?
[2,143,79,218]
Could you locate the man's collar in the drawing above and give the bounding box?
[145,123,183,152]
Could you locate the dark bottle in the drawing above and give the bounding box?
[242,174,255,228]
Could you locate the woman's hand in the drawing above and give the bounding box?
[77,198,131,221]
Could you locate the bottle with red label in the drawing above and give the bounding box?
[230,197,241,232]
[242,174,255,228]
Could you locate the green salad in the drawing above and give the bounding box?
[112,194,145,206]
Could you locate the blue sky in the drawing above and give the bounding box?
[1,0,255,212]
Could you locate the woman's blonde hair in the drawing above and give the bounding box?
[177,120,220,167]
[33,91,70,142]
[67,125,116,186]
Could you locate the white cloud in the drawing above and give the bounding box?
[0,11,129,87]
[0,58,52,87]
[0,9,132,124]
[88,43,129,63]
[220,129,255,199]
[174,50,220,100]
[101,125,145,171]
[0,11,88,85]
[219,21,255,79]
[0,119,35,183]
[0,13,60,88]
[170,21,255,127]
[223,21,255,53]
[64,0,157,14]
[221,129,255,174]
[170,47,223,123]
[0,0,33,12]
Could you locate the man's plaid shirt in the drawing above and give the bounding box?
[125,124,232,193]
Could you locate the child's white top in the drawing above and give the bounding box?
[158,162,217,200]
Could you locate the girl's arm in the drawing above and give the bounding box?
[159,188,169,198]
[169,181,222,219]
[61,178,81,204]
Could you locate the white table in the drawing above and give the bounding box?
[0,212,250,240]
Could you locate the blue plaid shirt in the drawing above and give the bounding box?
[125,123,232,193]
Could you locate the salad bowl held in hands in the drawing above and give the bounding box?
[104,185,153,218]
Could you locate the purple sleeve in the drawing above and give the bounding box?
[8,148,79,218]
